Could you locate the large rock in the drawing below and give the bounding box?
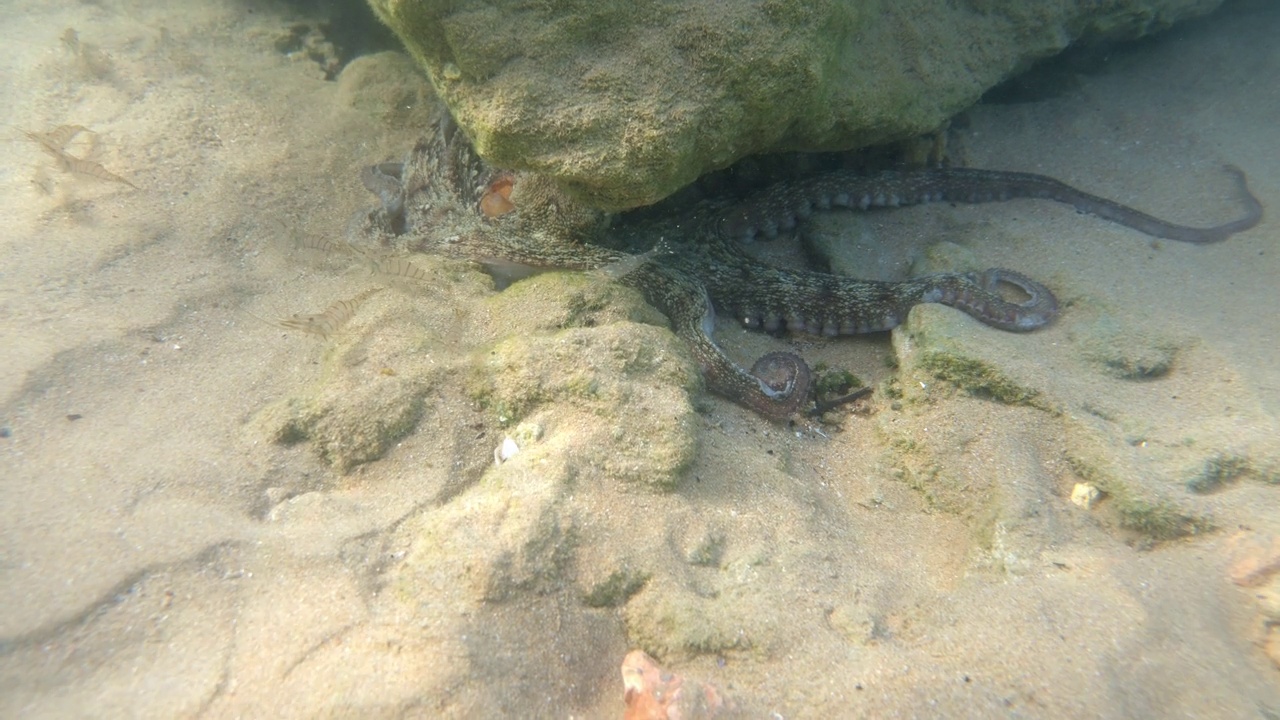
[366,0,1222,210]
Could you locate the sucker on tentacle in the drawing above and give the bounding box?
[353,118,1262,420]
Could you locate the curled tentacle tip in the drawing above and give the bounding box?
[976,267,1059,331]
[749,351,813,419]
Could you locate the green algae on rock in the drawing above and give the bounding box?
[624,580,763,660]
[256,379,426,473]
[464,320,701,490]
[365,0,1224,210]
[334,50,438,128]
[1070,306,1182,380]
[252,294,437,473]
[894,304,1045,408]
[1064,424,1213,542]
[876,287,1262,548]
[581,566,650,609]
[915,351,1041,406]
[257,258,701,487]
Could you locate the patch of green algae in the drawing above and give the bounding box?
[582,567,650,608]
[624,582,760,660]
[916,351,1041,406]
[894,301,1047,410]
[1186,451,1280,494]
[462,273,702,491]
[251,296,436,473]
[1066,449,1212,543]
[812,362,863,400]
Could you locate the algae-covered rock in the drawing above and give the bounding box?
[886,241,1052,407]
[465,276,701,490]
[257,378,425,472]
[1070,308,1182,380]
[1063,420,1213,542]
[334,50,438,127]
[624,581,762,660]
[894,303,1045,408]
[391,459,576,609]
[466,321,700,489]
[251,292,438,472]
[366,0,1222,210]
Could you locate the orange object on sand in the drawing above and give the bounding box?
[621,650,725,720]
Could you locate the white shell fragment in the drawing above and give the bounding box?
[1070,482,1102,509]
[494,436,520,465]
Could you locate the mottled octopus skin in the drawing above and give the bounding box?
[360,119,1262,420]
[720,166,1262,244]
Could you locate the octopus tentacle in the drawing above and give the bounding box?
[623,264,813,420]
[932,268,1058,332]
[360,119,1257,421]
[722,166,1262,244]
[708,261,1057,336]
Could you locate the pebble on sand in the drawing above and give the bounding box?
[1227,531,1280,587]
[622,650,725,720]
[1070,482,1102,509]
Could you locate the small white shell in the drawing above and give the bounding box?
[493,436,520,465]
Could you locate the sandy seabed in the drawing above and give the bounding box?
[2,1,1279,718]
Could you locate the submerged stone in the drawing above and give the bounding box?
[1071,310,1181,380]
[366,0,1223,210]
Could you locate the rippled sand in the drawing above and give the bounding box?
[2,1,1278,717]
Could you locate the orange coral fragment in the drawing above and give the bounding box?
[480,174,516,217]
[621,650,725,720]
[1228,531,1280,586]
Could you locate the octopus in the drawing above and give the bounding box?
[354,116,1262,421]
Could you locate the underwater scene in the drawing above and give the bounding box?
[1,0,1279,717]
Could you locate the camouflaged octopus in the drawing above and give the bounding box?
[356,117,1262,420]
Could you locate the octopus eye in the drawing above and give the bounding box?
[480,174,516,217]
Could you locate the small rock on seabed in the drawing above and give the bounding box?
[1227,531,1280,669]
[622,650,725,720]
